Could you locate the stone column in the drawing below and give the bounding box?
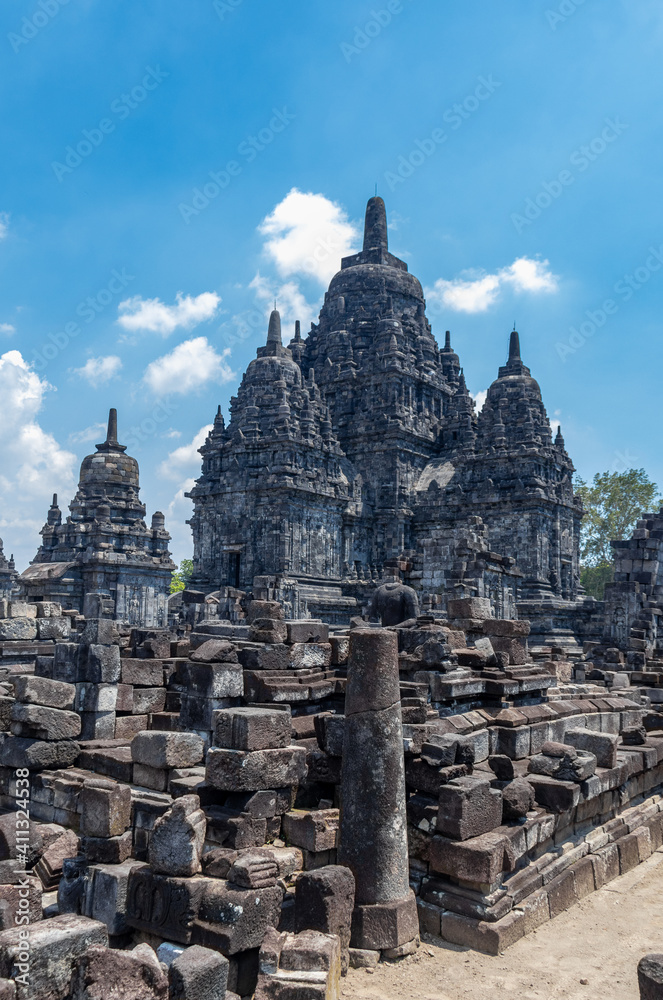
[337,628,419,954]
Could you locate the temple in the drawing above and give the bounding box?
[20,408,175,625]
[188,196,586,632]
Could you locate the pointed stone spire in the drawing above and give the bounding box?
[555,424,565,448]
[97,408,127,453]
[267,309,282,347]
[294,320,301,341]
[508,329,521,363]
[444,331,452,351]
[363,196,388,253]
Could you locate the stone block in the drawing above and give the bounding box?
[448,597,492,619]
[591,844,620,887]
[120,659,164,686]
[193,881,284,954]
[502,778,535,820]
[0,736,79,771]
[618,833,642,874]
[132,687,166,715]
[286,620,330,644]
[10,703,81,741]
[295,866,355,974]
[72,943,168,998]
[547,869,577,918]
[430,832,512,884]
[0,914,108,1000]
[79,711,116,741]
[249,619,288,644]
[114,715,147,740]
[131,731,204,768]
[436,776,502,840]
[75,682,118,713]
[34,601,62,618]
[8,603,37,619]
[227,851,279,889]
[288,642,332,669]
[51,642,83,683]
[214,706,292,751]
[247,600,284,622]
[638,954,663,1000]
[0,878,42,931]
[169,944,230,1000]
[125,869,211,944]
[36,618,71,641]
[13,676,75,710]
[149,795,206,877]
[350,892,419,951]
[85,644,121,684]
[0,619,37,642]
[206,746,307,791]
[490,726,531,759]
[178,661,243,699]
[440,910,525,955]
[254,928,341,1000]
[83,860,144,935]
[83,831,133,865]
[330,636,349,665]
[565,727,618,768]
[133,762,169,792]
[282,809,339,852]
[80,779,132,838]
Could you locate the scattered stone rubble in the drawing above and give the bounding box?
[0,591,662,998]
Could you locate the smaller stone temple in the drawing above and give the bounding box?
[20,409,174,625]
[0,539,17,600]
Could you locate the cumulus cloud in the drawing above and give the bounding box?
[68,422,107,446]
[471,389,487,411]
[426,257,558,314]
[165,478,196,566]
[72,355,123,387]
[249,272,316,331]
[143,337,235,396]
[0,324,14,335]
[258,188,360,285]
[0,350,77,570]
[117,291,221,337]
[158,424,212,482]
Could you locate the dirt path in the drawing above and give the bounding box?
[342,849,663,1000]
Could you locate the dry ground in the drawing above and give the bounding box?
[342,849,663,1000]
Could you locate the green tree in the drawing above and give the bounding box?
[170,558,194,595]
[575,469,661,598]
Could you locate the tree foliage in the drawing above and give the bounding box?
[575,468,661,599]
[170,558,194,595]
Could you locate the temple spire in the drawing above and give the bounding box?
[267,309,282,348]
[444,331,451,351]
[508,329,521,363]
[96,407,127,453]
[363,196,388,253]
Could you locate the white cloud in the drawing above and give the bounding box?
[72,355,123,387]
[0,350,77,570]
[0,214,9,241]
[158,424,212,482]
[426,257,558,314]
[258,188,360,285]
[0,324,14,335]
[117,291,221,337]
[249,272,316,331]
[143,337,235,396]
[471,389,487,411]
[165,477,196,566]
[68,422,107,446]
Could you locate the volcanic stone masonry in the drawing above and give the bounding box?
[19,409,175,628]
[187,194,589,646]
[0,593,661,997]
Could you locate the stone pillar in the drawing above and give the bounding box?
[337,628,419,955]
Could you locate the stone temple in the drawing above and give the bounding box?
[188,195,584,629]
[20,408,174,625]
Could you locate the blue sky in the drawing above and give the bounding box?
[1,0,662,570]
